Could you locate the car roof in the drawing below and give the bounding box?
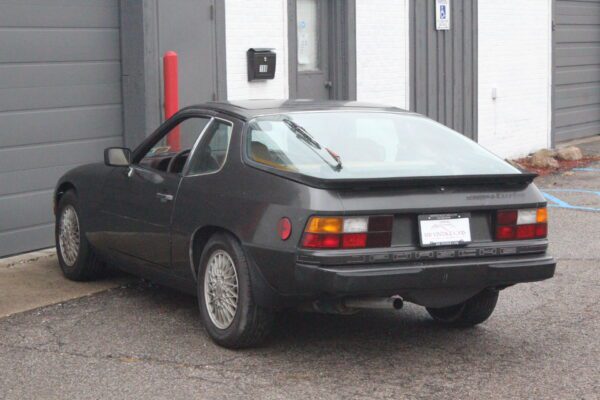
[183,99,411,120]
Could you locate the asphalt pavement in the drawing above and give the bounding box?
[1,160,599,399]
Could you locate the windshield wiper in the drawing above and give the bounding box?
[282,118,342,171]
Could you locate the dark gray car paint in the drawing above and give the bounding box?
[55,101,554,308]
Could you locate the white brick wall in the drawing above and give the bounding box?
[477,0,552,158]
[225,0,288,100]
[355,0,410,109]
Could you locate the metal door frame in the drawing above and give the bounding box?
[287,0,356,100]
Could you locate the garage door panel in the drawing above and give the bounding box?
[0,84,121,113]
[556,2,600,17]
[0,1,118,29]
[554,84,600,107]
[555,104,600,127]
[555,121,600,141]
[0,224,55,258]
[0,29,120,63]
[0,165,80,197]
[0,105,122,148]
[554,0,600,142]
[0,137,122,174]
[0,190,55,233]
[0,62,121,90]
[555,65,600,84]
[555,27,600,44]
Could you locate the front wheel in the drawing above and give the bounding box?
[426,289,499,327]
[197,233,273,348]
[55,190,105,281]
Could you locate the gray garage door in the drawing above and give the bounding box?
[0,0,123,257]
[553,0,600,142]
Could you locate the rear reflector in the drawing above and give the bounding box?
[277,217,292,240]
[302,215,393,249]
[496,208,547,241]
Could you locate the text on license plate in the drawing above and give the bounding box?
[419,214,472,247]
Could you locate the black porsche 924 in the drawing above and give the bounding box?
[54,100,555,348]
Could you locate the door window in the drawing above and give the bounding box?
[138,117,210,173]
[187,120,233,175]
[297,0,319,72]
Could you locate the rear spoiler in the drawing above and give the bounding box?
[295,173,538,190]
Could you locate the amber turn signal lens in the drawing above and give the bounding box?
[305,217,343,234]
[536,207,548,223]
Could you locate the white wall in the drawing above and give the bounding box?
[355,0,410,109]
[477,0,552,158]
[225,0,288,100]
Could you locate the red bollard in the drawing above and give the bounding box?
[163,51,180,151]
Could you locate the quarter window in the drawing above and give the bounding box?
[187,120,233,175]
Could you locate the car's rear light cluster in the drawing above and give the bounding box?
[495,208,547,240]
[301,216,393,249]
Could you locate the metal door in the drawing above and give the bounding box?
[553,0,600,142]
[290,0,331,99]
[410,0,478,139]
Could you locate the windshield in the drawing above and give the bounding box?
[247,111,520,180]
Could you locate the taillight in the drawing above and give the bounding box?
[496,208,547,241]
[301,216,393,249]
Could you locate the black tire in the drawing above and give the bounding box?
[197,232,274,349]
[426,289,499,327]
[55,190,105,281]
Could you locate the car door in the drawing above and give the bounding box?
[101,114,211,269]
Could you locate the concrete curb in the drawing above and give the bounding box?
[0,249,130,318]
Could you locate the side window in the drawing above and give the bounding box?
[139,117,210,173]
[187,120,233,175]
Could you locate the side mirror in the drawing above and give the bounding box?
[104,147,131,167]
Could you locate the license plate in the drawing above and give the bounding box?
[418,213,471,247]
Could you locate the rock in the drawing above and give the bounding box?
[530,149,559,168]
[534,148,557,158]
[556,146,583,161]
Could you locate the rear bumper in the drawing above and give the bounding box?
[293,254,555,306]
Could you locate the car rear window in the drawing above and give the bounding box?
[247,111,519,180]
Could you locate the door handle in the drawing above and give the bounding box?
[156,192,174,202]
[324,81,333,89]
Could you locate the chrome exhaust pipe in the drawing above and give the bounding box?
[344,295,404,311]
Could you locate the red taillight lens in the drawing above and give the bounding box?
[278,217,292,240]
[495,208,547,241]
[535,223,547,237]
[301,215,393,249]
[302,233,340,249]
[495,225,516,241]
[497,210,518,225]
[516,224,536,240]
[342,233,367,248]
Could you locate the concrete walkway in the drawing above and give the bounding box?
[0,249,129,318]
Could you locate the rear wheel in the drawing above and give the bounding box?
[55,190,105,281]
[426,289,499,327]
[197,233,273,348]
